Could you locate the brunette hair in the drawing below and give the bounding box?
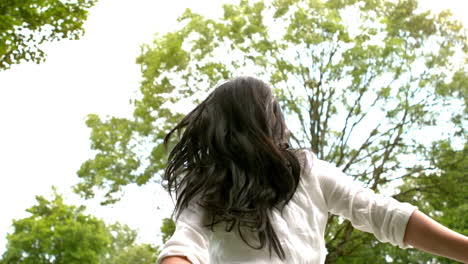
[163,76,301,260]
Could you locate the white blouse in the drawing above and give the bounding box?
[156,149,418,264]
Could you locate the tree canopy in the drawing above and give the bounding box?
[75,0,467,262]
[0,0,97,70]
[1,189,158,264]
[1,189,111,264]
[101,222,159,264]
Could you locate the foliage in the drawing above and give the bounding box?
[160,218,176,244]
[101,222,159,264]
[153,217,176,260]
[1,188,158,264]
[105,244,159,264]
[75,0,467,262]
[0,0,97,70]
[1,188,111,264]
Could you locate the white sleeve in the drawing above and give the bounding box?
[308,151,418,249]
[156,204,209,264]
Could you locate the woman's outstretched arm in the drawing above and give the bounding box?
[161,256,192,264]
[403,210,468,263]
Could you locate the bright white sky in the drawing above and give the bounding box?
[0,0,466,254]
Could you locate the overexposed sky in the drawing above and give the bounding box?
[0,0,466,254]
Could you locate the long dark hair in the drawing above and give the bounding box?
[163,76,301,260]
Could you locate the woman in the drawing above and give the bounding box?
[157,76,468,264]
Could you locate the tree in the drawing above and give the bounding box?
[1,188,111,264]
[101,222,159,264]
[160,218,176,244]
[152,217,177,260]
[0,0,97,70]
[105,244,159,264]
[1,188,159,264]
[75,0,467,262]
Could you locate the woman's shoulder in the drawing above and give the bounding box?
[289,147,316,155]
[288,147,320,173]
[289,148,342,180]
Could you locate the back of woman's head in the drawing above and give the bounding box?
[163,76,301,260]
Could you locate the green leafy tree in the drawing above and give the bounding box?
[106,244,159,264]
[1,188,112,264]
[0,0,97,70]
[1,188,159,264]
[160,218,176,244]
[101,222,159,264]
[75,0,467,262]
[153,217,177,260]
